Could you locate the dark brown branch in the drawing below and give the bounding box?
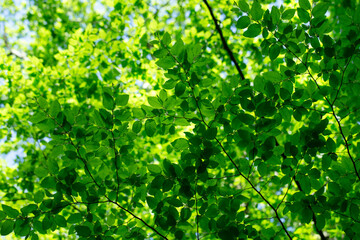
[215,139,293,239]
[108,199,169,239]
[275,137,327,240]
[202,0,245,80]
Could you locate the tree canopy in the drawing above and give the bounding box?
[1,0,360,239]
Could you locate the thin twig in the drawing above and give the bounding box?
[275,37,360,182]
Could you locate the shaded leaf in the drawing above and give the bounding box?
[243,24,262,38]
[145,119,156,137]
[75,225,91,237]
[172,138,189,150]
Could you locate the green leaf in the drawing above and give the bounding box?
[30,112,47,124]
[282,9,296,20]
[171,39,185,56]
[238,112,255,125]
[164,97,177,110]
[254,76,265,92]
[132,121,142,133]
[54,215,67,227]
[67,213,83,224]
[350,203,359,219]
[280,88,291,100]
[322,155,332,170]
[34,167,48,178]
[232,116,242,130]
[175,118,189,126]
[221,82,232,98]
[301,207,312,224]
[1,220,14,236]
[204,127,217,140]
[162,32,171,46]
[316,214,325,230]
[243,24,261,38]
[47,158,59,174]
[262,228,276,238]
[0,211,6,221]
[312,2,329,18]
[115,94,129,106]
[49,100,61,117]
[329,73,339,88]
[269,44,281,60]
[15,220,31,236]
[153,49,168,58]
[258,162,268,176]
[145,119,156,137]
[172,138,189,150]
[75,225,91,237]
[175,82,186,96]
[328,182,340,195]
[265,81,275,98]
[297,8,310,22]
[148,96,163,108]
[205,204,218,218]
[250,1,263,21]
[187,43,202,63]
[156,56,176,69]
[326,138,336,152]
[263,71,282,83]
[40,176,57,189]
[237,0,249,12]
[148,164,162,174]
[299,0,311,10]
[2,205,19,218]
[181,208,192,220]
[37,96,48,109]
[16,221,31,236]
[163,79,177,89]
[236,16,250,29]
[146,197,157,209]
[355,5,360,24]
[271,6,280,24]
[132,108,145,118]
[299,175,311,194]
[34,191,44,204]
[103,92,115,110]
[21,204,38,215]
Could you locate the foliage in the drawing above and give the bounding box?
[1,0,360,239]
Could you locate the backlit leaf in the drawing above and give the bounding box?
[116,94,129,106]
[299,0,311,10]
[250,1,263,21]
[156,56,176,69]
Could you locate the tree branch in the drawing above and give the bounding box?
[202,0,245,80]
